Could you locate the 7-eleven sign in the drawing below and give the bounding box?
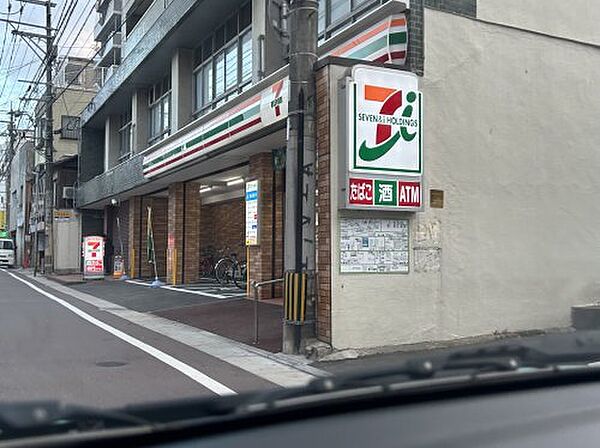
[348,66,422,176]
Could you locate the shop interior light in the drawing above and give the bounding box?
[226,177,244,186]
[199,186,213,194]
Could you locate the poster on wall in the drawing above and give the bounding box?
[83,235,105,279]
[340,218,409,273]
[245,180,259,246]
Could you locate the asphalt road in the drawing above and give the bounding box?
[0,269,278,409]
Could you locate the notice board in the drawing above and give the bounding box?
[340,218,409,273]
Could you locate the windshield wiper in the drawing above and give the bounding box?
[236,331,600,411]
[0,401,153,440]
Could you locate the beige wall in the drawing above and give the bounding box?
[34,87,96,166]
[477,0,600,45]
[329,9,600,349]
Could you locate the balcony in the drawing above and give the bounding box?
[96,64,119,88]
[94,0,122,43]
[97,32,122,67]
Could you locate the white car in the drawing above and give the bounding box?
[0,238,15,268]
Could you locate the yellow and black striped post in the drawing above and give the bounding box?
[284,271,307,323]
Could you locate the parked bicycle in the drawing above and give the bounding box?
[214,252,247,289]
[199,246,217,278]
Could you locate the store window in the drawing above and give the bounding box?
[193,2,253,117]
[318,0,385,42]
[148,76,171,145]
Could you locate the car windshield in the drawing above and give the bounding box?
[0,0,598,444]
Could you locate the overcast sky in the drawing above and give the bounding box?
[0,0,96,129]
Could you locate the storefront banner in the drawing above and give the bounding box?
[245,180,259,246]
[83,235,105,279]
[143,79,289,178]
[326,13,408,65]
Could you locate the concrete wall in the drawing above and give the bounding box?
[328,9,600,349]
[477,0,600,45]
[35,88,95,166]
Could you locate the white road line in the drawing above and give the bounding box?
[126,279,236,299]
[21,272,326,385]
[3,270,236,396]
[160,285,228,299]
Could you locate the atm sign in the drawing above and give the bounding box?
[348,178,421,209]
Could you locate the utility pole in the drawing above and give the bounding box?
[283,0,318,354]
[3,109,16,231]
[43,0,55,274]
[6,0,55,271]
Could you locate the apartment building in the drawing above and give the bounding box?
[31,56,97,273]
[77,0,600,352]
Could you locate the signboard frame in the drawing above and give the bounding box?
[245,179,260,246]
[339,65,424,212]
[83,235,105,279]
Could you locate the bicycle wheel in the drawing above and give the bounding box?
[233,261,247,289]
[215,258,234,285]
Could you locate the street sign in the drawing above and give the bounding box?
[245,180,259,246]
[83,235,105,280]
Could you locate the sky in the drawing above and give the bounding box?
[0,0,97,132]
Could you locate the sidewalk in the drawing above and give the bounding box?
[61,275,284,353]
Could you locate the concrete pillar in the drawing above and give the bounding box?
[171,48,194,132]
[104,115,120,171]
[167,182,200,285]
[248,152,283,299]
[132,88,149,153]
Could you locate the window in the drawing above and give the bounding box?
[148,76,172,144]
[318,0,385,41]
[0,240,13,250]
[61,116,80,140]
[193,3,253,116]
[119,109,133,160]
[64,62,82,86]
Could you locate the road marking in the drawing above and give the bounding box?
[19,272,326,385]
[126,279,240,299]
[2,269,236,396]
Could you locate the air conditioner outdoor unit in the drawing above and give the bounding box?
[62,186,75,199]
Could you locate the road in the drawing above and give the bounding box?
[0,269,281,409]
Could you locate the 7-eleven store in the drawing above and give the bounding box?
[79,1,417,352]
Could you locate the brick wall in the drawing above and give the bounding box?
[116,200,129,269]
[167,182,200,284]
[407,0,424,76]
[151,197,168,278]
[128,196,142,278]
[129,196,168,279]
[315,65,332,343]
[199,198,245,261]
[247,152,284,299]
